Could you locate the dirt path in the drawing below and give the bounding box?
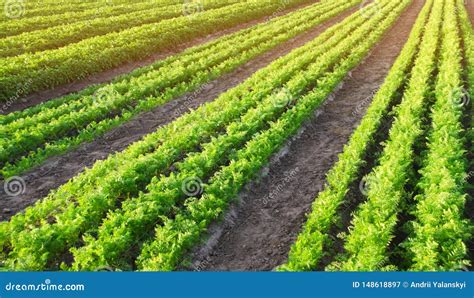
[467,0,474,24]
[2,1,319,114]
[0,6,359,221]
[190,0,425,271]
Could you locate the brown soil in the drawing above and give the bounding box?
[1,1,319,114]
[189,0,425,271]
[467,0,474,24]
[0,5,358,221]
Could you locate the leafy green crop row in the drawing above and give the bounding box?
[0,0,399,271]
[0,0,178,37]
[0,0,317,101]
[0,0,242,58]
[401,0,472,271]
[0,0,360,178]
[0,0,170,14]
[279,0,434,272]
[331,0,444,271]
[136,0,412,271]
[0,1,123,21]
[457,0,474,179]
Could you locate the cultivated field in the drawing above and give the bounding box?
[0,0,472,271]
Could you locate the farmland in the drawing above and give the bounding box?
[0,0,472,272]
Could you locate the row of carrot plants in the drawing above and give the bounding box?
[0,0,164,13]
[0,0,177,37]
[458,0,474,182]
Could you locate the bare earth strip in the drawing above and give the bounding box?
[190,0,424,271]
[0,5,358,220]
[466,0,474,24]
